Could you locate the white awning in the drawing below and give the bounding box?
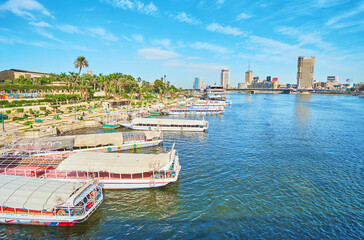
[11,137,74,151]
[56,150,175,174]
[0,175,90,211]
[131,118,206,126]
[74,132,123,147]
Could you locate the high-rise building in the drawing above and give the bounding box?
[266,76,271,82]
[253,77,259,82]
[297,56,315,88]
[327,76,338,82]
[221,68,230,89]
[245,63,253,84]
[193,77,202,89]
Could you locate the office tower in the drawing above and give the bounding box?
[245,62,253,84]
[193,77,201,89]
[266,76,271,82]
[221,68,230,89]
[297,56,315,88]
[327,76,338,82]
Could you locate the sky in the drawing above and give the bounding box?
[0,0,363,88]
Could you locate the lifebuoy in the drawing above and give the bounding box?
[107,147,112,152]
[133,144,137,148]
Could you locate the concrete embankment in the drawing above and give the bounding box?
[0,120,102,146]
[56,120,102,133]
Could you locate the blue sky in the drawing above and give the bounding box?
[0,0,363,88]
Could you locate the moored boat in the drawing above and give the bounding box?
[0,145,180,190]
[165,107,223,115]
[0,174,103,226]
[120,118,208,132]
[4,131,163,158]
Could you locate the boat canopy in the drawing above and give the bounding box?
[74,132,123,147]
[56,150,175,174]
[144,131,161,140]
[131,118,206,126]
[0,175,89,211]
[11,137,74,151]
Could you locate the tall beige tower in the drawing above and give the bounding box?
[297,56,315,88]
[245,62,253,84]
[221,68,230,89]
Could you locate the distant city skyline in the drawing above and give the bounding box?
[0,0,363,88]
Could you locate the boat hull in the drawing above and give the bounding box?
[102,124,121,129]
[124,126,207,132]
[0,194,103,226]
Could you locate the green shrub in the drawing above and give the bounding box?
[4,103,16,108]
[17,108,24,113]
[50,105,60,109]
[29,109,34,114]
[131,102,135,106]
[40,106,46,111]
[23,121,33,126]
[5,110,11,114]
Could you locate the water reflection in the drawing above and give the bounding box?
[295,94,312,124]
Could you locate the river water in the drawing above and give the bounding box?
[1,93,363,239]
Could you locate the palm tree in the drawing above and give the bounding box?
[79,76,90,100]
[74,56,89,84]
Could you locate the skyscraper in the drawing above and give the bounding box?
[297,56,315,88]
[221,68,230,89]
[193,77,202,89]
[245,62,253,84]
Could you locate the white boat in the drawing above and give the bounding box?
[166,107,223,115]
[0,174,103,226]
[5,131,163,158]
[0,145,180,190]
[192,100,227,107]
[120,118,208,132]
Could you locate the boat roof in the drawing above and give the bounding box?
[74,132,123,147]
[56,150,176,174]
[11,137,74,151]
[10,131,161,150]
[0,175,91,211]
[131,118,206,125]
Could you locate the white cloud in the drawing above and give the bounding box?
[165,59,224,70]
[152,39,171,48]
[236,13,251,21]
[0,0,53,20]
[138,48,180,60]
[29,21,51,27]
[247,35,316,61]
[206,23,244,36]
[88,27,119,41]
[217,0,225,8]
[104,0,158,15]
[326,2,364,26]
[175,12,200,24]
[186,56,200,60]
[132,34,144,43]
[189,41,230,54]
[277,26,334,51]
[35,28,63,43]
[140,2,157,15]
[57,24,81,34]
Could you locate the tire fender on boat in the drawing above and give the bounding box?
[107,147,112,152]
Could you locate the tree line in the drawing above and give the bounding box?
[2,56,181,101]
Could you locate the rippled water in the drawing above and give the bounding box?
[1,93,363,239]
